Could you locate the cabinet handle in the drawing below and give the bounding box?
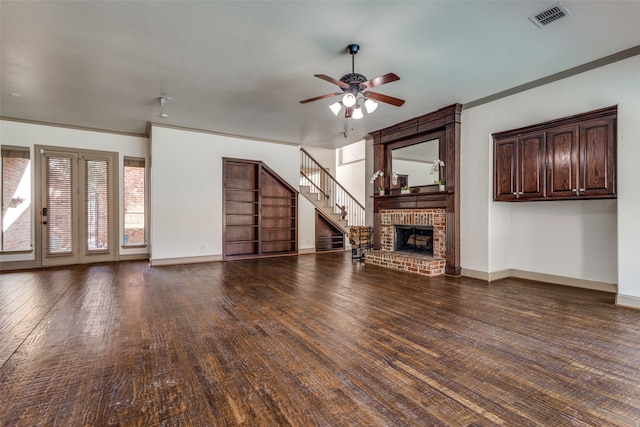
[579,188,585,192]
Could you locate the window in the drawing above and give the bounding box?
[1,147,32,252]
[123,157,146,246]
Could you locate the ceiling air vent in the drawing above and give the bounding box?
[529,3,571,28]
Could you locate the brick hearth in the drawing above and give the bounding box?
[365,208,446,277]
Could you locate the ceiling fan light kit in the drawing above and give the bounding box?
[300,43,404,119]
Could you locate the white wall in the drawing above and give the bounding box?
[303,146,336,176]
[150,125,305,262]
[0,120,149,263]
[461,54,640,305]
[336,139,366,205]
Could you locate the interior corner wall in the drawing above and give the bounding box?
[460,54,640,301]
[149,126,302,263]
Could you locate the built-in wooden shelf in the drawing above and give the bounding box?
[223,158,298,260]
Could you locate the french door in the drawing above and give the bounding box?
[37,147,118,267]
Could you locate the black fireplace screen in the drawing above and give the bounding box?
[394,225,433,255]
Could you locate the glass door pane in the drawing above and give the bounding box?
[85,159,109,251]
[42,151,79,266]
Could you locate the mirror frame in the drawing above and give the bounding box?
[386,131,445,192]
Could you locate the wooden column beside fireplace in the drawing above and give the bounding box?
[371,104,461,276]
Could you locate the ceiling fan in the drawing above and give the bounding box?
[300,43,405,119]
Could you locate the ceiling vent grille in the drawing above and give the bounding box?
[529,3,571,28]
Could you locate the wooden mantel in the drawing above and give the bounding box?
[371,103,462,276]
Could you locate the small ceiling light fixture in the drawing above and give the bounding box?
[159,96,172,118]
[300,43,404,119]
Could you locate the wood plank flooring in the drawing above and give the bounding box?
[1,251,640,426]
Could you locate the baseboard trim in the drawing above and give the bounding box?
[150,254,223,267]
[460,268,489,281]
[462,268,617,293]
[616,294,640,310]
[298,248,316,255]
[461,268,512,282]
[489,269,512,282]
[510,269,617,293]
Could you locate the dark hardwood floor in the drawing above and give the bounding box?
[1,251,639,426]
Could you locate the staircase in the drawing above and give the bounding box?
[300,148,365,234]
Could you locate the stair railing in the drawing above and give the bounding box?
[300,148,365,228]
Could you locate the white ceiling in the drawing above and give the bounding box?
[1,1,639,148]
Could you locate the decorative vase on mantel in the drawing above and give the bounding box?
[439,183,446,192]
[378,188,385,196]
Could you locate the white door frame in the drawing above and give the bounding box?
[35,145,119,267]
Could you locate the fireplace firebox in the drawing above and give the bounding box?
[394,225,433,256]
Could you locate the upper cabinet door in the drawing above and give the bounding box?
[493,132,545,201]
[578,118,616,197]
[547,126,579,198]
[494,137,518,201]
[518,132,546,199]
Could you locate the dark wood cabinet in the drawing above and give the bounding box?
[493,106,616,202]
[577,118,616,197]
[546,125,578,198]
[223,158,297,259]
[494,132,545,201]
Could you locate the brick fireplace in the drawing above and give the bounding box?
[365,209,447,277]
[369,103,461,276]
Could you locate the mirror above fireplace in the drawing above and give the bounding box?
[391,138,439,187]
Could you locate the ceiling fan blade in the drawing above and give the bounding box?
[360,73,400,89]
[299,92,341,104]
[366,91,405,107]
[315,74,350,89]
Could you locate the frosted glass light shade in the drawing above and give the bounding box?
[329,102,342,116]
[364,99,378,113]
[352,106,363,119]
[342,93,356,107]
